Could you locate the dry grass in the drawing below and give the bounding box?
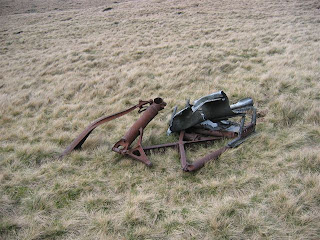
[1,0,320,239]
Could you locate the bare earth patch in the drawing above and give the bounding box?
[0,0,319,239]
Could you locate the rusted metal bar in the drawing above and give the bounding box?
[184,132,222,141]
[179,131,188,170]
[190,128,237,138]
[59,99,152,159]
[185,146,229,172]
[178,131,229,172]
[143,132,226,152]
[112,98,166,166]
[143,142,178,151]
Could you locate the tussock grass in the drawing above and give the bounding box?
[1,0,320,239]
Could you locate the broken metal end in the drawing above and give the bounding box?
[112,147,122,154]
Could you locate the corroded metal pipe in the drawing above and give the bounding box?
[112,98,166,166]
[185,146,229,172]
[117,98,166,149]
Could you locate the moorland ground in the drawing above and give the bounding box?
[0,0,319,239]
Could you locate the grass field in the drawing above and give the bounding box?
[1,0,320,239]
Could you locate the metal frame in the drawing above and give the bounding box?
[144,107,256,171]
[60,94,256,172]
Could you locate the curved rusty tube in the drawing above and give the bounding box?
[176,131,229,172]
[115,98,166,149]
[112,98,166,166]
[59,100,152,158]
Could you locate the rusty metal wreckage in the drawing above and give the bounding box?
[60,91,256,172]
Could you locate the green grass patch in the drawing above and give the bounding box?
[53,187,82,209]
